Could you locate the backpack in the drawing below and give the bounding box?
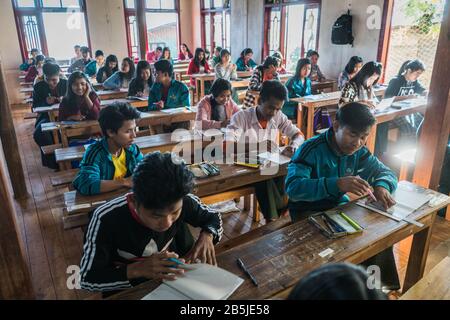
[332,12,354,45]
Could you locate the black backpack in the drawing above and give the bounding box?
[332,12,354,45]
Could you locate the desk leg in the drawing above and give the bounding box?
[366,124,377,154]
[306,105,314,139]
[200,79,205,101]
[196,78,201,103]
[402,212,436,293]
[297,103,303,132]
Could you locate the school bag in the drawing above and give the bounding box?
[331,11,354,45]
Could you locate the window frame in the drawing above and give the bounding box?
[200,0,231,53]
[12,0,92,61]
[262,0,321,65]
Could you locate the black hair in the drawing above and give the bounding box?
[240,48,253,59]
[120,57,135,81]
[134,60,153,89]
[344,56,363,74]
[98,102,141,137]
[35,55,45,64]
[215,46,223,53]
[132,152,195,210]
[95,50,104,58]
[44,57,56,64]
[350,61,382,91]
[156,46,163,52]
[397,60,411,76]
[104,54,119,77]
[288,263,387,300]
[194,48,207,67]
[180,43,192,56]
[294,58,311,79]
[306,49,319,58]
[260,80,287,102]
[210,78,232,98]
[74,45,81,49]
[220,49,231,60]
[43,63,60,77]
[262,56,279,69]
[400,59,426,76]
[63,71,97,109]
[159,47,171,61]
[154,59,173,78]
[336,102,376,132]
[31,48,39,54]
[80,46,89,54]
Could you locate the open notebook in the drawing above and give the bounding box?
[258,146,291,165]
[373,97,395,113]
[142,263,244,300]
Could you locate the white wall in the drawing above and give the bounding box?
[180,0,202,51]
[318,0,384,79]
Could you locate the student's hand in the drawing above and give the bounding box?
[371,186,396,210]
[281,146,295,158]
[155,101,164,110]
[184,231,217,266]
[126,251,185,281]
[337,176,371,196]
[121,177,133,189]
[220,119,230,128]
[136,91,144,97]
[84,85,91,98]
[231,64,237,71]
[46,96,57,105]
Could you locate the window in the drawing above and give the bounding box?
[13,0,90,62]
[379,0,446,88]
[124,0,179,60]
[201,0,231,53]
[263,0,320,72]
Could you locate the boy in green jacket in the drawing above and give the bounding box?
[73,102,143,195]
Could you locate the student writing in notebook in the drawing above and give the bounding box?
[338,56,363,90]
[70,45,82,65]
[187,48,212,87]
[73,103,142,196]
[285,102,400,290]
[96,54,119,84]
[25,54,45,83]
[79,152,223,293]
[306,50,325,82]
[68,46,92,73]
[20,48,39,71]
[159,47,174,65]
[85,50,105,78]
[128,60,153,98]
[236,48,257,71]
[103,57,135,90]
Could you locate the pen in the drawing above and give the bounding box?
[236,258,258,286]
[356,175,377,202]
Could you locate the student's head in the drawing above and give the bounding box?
[205,49,211,60]
[262,56,279,74]
[74,45,81,55]
[67,71,90,97]
[94,50,105,65]
[99,103,140,147]
[306,50,319,65]
[160,47,171,60]
[136,60,151,82]
[288,263,387,300]
[194,48,206,66]
[272,51,284,69]
[345,56,363,75]
[154,59,173,83]
[295,58,312,79]
[241,48,253,61]
[80,46,90,59]
[210,78,232,105]
[155,46,163,58]
[121,57,135,79]
[43,63,61,89]
[333,102,376,155]
[105,54,119,72]
[180,43,191,54]
[35,55,45,68]
[352,61,382,89]
[220,49,231,64]
[30,48,39,58]
[258,80,288,121]
[131,152,195,232]
[402,59,426,82]
[214,46,222,57]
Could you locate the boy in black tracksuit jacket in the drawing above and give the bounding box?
[79,152,223,293]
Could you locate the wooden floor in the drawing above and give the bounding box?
[9,105,450,300]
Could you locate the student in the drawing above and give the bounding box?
[236,48,257,71]
[148,60,190,111]
[214,49,238,81]
[338,61,382,108]
[178,43,193,61]
[195,79,240,130]
[70,45,82,65]
[20,48,39,71]
[243,56,279,108]
[187,48,211,87]
[32,63,68,169]
[103,57,135,90]
[58,71,101,121]
[73,103,142,195]
[272,51,287,74]
[79,152,223,293]
[32,57,57,85]
[146,46,163,63]
[68,46,92,73]
[376,59,427,156]
[159,47,173,64]
[85,50,105,78]
[288,263,387,300]
[227,80,304,221]
[338,56,363,90]
[285,102,400,290]
[128,60,153,98]
[25,54,45,82]
[210,46,222,67]
[306,50,325,82]
[96,54,119,84]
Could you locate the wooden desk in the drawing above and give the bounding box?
[20,81,33,88]
[107,181,449,300]
[20,87,33,97]
[311,79,338,93]
[400,256,450,300]
[95,89,128,100]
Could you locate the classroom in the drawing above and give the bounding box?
[0,0,449,305]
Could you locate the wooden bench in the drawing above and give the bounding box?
[24,112,38,120]
[50,169,78,188]
[41,143,63,156]
[400,256,450,300]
